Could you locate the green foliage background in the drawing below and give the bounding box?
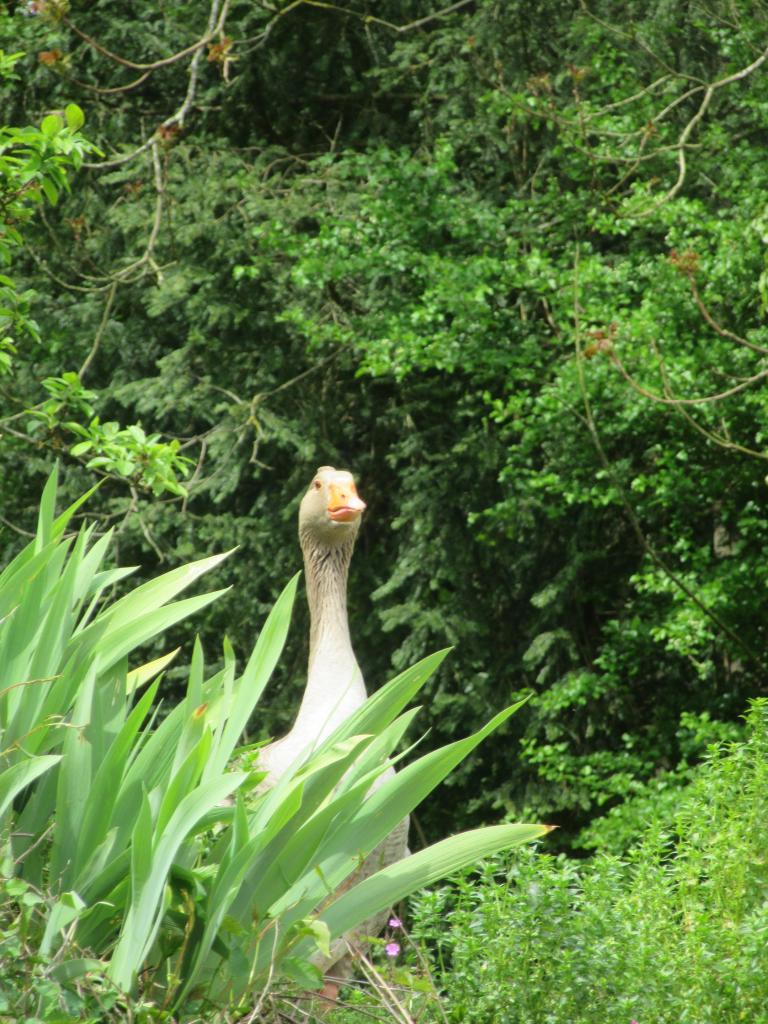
[4,0,768,843]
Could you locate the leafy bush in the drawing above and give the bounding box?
[0,471,547,1017]
[0,872,131,1024]
[577,709,744,855]
[406,699,768,1024]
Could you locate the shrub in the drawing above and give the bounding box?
[407,699,768,1024]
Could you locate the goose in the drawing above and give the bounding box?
[259,466,408,976]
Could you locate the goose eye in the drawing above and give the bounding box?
[313,479,321,490]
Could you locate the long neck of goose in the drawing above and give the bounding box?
[291,530,366,741]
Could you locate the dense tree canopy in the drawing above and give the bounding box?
[3,0,768,843]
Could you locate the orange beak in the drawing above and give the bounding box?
[327,479,367,522]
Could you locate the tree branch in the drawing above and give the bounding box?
[82,0,230,170]
[63,0,230,72]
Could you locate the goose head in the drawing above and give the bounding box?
[299,466,366,550]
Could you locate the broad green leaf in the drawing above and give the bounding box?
[157,728,212,837]
[318,823,551,942]
[40,890,86,955]
[90,549,234,637]
[130,790,154,898]
[126,648,179,695]
[259,699,530,933]
[109,701,191,843]
[186,636,204,709]
[332,706,422,789]
[280,956,324,990]
[48,958,105,983]
[329,649,451,747]
[0,537,69,621]
[0,754,60,821]
[41,113,62,136]
[300,917,331,957]
[206,574,298,778]
[75,565,138,635]
[253,765,384,921]
[35,465,58,549]
[41,177,58,204]
[235,736,380,920]
[64,103,85,130]
[85,589,230,671]
[109,773,246,989]
[173,784,306,1004]
[72,679,161,885]
[50,482,101,539]
[49,661,100,885]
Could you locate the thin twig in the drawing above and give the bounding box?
[79,278,118,379]
[371,0,474,33]
[579,2,706,83]
[130,486,166,561]
[55,69,152,95]
[401,925,449,1024]
[245,920,280,1022]
[26,248,116,294]
[0,514,36,538]
[241,0,473,53]
[592,73,672,116]
[355,947,415,1024]
[12,823,55,866]
[255,349,341,402]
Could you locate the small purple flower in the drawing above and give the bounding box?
[388,916,402,929]
[385,941,400,958]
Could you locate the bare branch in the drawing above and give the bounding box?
[608,347,768,406]
[373,0,475,34]
[593,74,672,116]
[635,43,768,216]
[80,139,167,289]
[53,69,152,96]
[129,485,167,561]
[579,2,707,84]
[79,278,118,380]
[63,0,230,72]
[0,515,37,538]
[652,339,768,462]
[241,0,473,53]
[83,0,230,171]
[687,275,768,355]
